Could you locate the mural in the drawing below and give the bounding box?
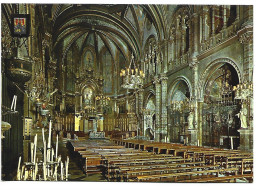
[83,50,94,69]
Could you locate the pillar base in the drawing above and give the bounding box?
[238,128,253,152]
[188,129,198,146]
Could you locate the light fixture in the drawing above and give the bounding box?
[120,54,145,89]
[95,95,110,106]
[233,82,253,100]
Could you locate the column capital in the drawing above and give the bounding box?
[189,56,199,68]
[153,76,161,84]
[159,73,168,81]
[237,25,253,44]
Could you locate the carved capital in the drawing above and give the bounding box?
[153,76,161,84]
[237,26,253,44]
[160,73,168,81]
[189,56,199,68]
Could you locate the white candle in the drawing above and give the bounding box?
[43,163,46,181]
[11,95,15,111]
[43,140,46,164]
[51,148,54,162]
[48,120,52,149]
[198,140,200,146]
[17,156,21,180]
[61,162,64,180]
[42,128,45,143]
[34,134,37,164]
[34,163,38,180]
[66,156,69,180]
[14,95,17,111]
[56,134,58,160]
[31,143,34,162]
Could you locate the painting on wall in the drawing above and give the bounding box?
[83,49,95,69]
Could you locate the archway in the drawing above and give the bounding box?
[168,80,191,143]
[143,92,156,140]
[201,63,240,149]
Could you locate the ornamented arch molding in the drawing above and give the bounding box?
[144,90,155,109]
[198,58,242,100]
[167,76,193,105]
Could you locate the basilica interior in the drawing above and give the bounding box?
[1,4,253,182]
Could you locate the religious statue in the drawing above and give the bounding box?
[188,111,194,130]
[236,104,248,129]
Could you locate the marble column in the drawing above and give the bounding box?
[160,74,168,142]
[154,76,161,141]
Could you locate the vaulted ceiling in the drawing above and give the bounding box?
[2,4,180,67]
[50,4,172,63]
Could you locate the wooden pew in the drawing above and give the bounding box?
[136,168,239,182]
[178,173,253,183]
[124,165,220,181]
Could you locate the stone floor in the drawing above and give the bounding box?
[58,137,107,181]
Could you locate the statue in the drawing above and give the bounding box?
[236,104,248,129]
[188,112,194,130]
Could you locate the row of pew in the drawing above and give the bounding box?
[67,139,253,182]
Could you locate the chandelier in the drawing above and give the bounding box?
[120,54,145,89]
[170,98,191,112]
[233,82,253,100]
[95,95,110,106]
[84,105,96,115]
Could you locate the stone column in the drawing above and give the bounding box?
[187,19,192,53]
[154,76,161,141]
[176,15,181,58]
[237,19,253,152]
[236,5,240,21]
[211,6,215,36]
[194,13,200,55]
[181,17,187,56]
[238,129,253,152]
[160,74,168,142]
[223,5,227,29]
[189,57,199,146]
[138,89,144,136]
[163,40,168,73]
